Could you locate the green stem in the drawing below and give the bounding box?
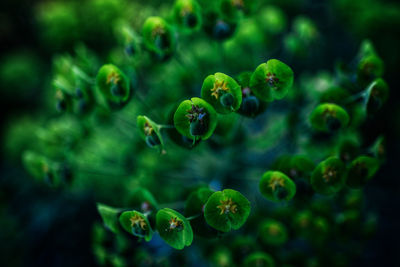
[186,214,201,221]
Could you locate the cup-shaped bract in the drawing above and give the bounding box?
[236,71,268,117]
[243,252,275,267]
[172,0,202,32]
[119,210,153,241]
[259,219,288,246]
[184,187,218,237]
[155,208,193,250]
[250,59,294,102]
[173,97,218,141]
[257,6,287,35]
[259,171,296,202]
[310,103,350,132]
[365,78,389,115]
[201,72,242,114]
[346,156,380,188]
[142,17,175,60]
[137,115,164,149]
[204,189,251,232]
[96,64,130,108]
[311,157,346,195]
[338,139,360,163]
[357,54,384,82]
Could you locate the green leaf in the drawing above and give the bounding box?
[201,72,242,114]
[243,252,275,267]
[173,97,218,141]
[310,157,346,195]
[137,115,165,149]
[310,103,350,132]
[259,171,296,202]
[119,210,153,241]
[259,219,288,246]
[204,189,251,232]
[346,156,380,188]
[156,208,193,250]
[97,203,121,234]
[96,64,130,108]
[249,59,294,102]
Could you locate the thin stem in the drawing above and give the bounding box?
[186,214,201,221]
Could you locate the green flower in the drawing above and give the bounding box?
[310,103,350,132]
[142,17,175,60]
[172,0,202,32]
[156,208,193,250]
[137,115,164,149]
[97,203,121,234]
[259,171,296,202]
[249,59,294,102]
[201,72,242,114]
[365,78,389,115]
[259,219,288,246]
[346,156,380,188]
[204,189,251,232]
[236,71,268,117]
[173,97,218,141]
[96,64,130,108]
[119,210,153,241]
[243,252,275,267]
[310,157,345,195]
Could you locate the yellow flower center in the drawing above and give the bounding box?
[143,122,154,136]
[211,80,229,99]
[322,167,337,182]
[268,176,285,191]
[217,198,238,215]
[107,72,120,85]
[130,214,147,230]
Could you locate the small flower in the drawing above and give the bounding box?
[186,104,206,123]
[107,72,120,85]
[268,176,285,191]
[322,167,337,183]
[143,122,154,136]
[152,25,166,38]
[265,72,279,88]
[217,198,238,215]
[130,214,147,230]
[180,4,193,17]
[168,217,184,231]
[210,80,230,99]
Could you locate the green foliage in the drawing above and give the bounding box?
[259,219,288,246]
[346,156,380,188]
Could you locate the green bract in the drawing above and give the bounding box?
[127,187,159,213]
[119,210,153,241]
[310,103,350,132]
[204,189,251,232]
[259,171,296,202]
[96,64,130,108]
[201,72,242,114]
[243,252,275,267]
[310,157,346,195]
[365,78,389,115]
[249,59,294,102]
[346,156,380,188]
[137,115,164,149]
[155,208,193,250]
[97,203,121,234]
[357,54,384,82]
[172,0,202,32]
[259,219,288,246]
[236,71,268,117]
[184,187,217,237]
[142,16,175,60]
[173,97,218,141]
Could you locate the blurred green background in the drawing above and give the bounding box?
[0,0,400,266]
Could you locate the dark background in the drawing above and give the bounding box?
[0,0,399,266]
